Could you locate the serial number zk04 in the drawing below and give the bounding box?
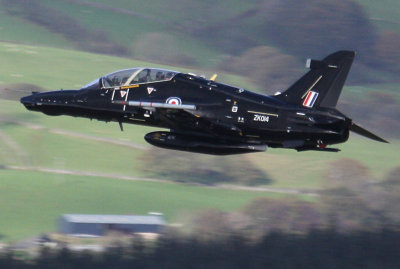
[253,114,269,122]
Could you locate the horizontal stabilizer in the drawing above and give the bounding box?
[350,122,388,143]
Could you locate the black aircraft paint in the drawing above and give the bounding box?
[21,51,388,155]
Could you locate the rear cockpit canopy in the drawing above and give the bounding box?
[102,68,178,88]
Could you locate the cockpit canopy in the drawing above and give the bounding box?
[82,68,179,89]
[103,68,179,88]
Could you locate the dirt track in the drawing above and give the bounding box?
[3,165,320,196]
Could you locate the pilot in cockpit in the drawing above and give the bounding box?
[155,71,165,81]
[138,69,151,83]
[165,72,174,80]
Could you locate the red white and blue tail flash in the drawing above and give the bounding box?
[303,91,319,108]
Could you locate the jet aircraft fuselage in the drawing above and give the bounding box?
[21,51,387,155]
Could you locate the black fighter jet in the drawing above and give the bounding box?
[21,51,388,155]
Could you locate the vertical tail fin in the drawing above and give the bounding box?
[276,51,355,108]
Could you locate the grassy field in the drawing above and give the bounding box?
[0,41,399,242]
[345,85,400,99]
[1,94,398,189]
[0,42,254,91]
[253,138,399,188]
[0,169,297,242]
[0,41,397,184]
[0,10,74,49]
[0,42,309,242]
[0,0,398,245]
[0,0,227,68]
[356,0,400,32]
[0,111,397,242]
[68,0,253,26]
[2,0,398,70]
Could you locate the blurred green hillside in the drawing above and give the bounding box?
[2,0,400,98]
[0,0,399,242]
[0,42,398,241]
[1,0,400,72]
[357,0,400,32]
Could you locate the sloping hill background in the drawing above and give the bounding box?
[0,0,399,242]
[2,0,400,74]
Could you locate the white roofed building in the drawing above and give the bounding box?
[59,214,165,236]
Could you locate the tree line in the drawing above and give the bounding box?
[1,229,400,268]
[2,158,399,268]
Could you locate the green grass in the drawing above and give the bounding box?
[0,99,154,147]
[0,10,73,49]
[0,41,399,242]
[2,0,400,72]
[0,1,398,244]
[44,0,254,28]
[248,136,398,189]
[356,0,400,32]
[0,42,154,89]
[40,0,165,44]
[345,84,400,100]
[0,169,292,242]
[1,0,238,68]
[0,41,251,90]
[3,126,144,174]
[2,94,398,190]
[0,41,397,181]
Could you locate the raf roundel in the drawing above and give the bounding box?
[166,97,182,105]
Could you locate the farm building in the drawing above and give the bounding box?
[59,214,165,236]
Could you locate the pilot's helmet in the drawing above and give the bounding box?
[156,71,163,80]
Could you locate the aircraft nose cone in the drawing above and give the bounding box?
[20,94,36,109]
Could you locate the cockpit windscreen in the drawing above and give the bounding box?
[101,68,178,88]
